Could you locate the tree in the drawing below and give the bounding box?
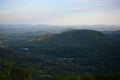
[51,72,81,80]
[81,73,95,80]
[0,58,15,80]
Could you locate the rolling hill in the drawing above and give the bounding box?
[15,29,119,52]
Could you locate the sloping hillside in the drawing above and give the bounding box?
[15,29,119,51]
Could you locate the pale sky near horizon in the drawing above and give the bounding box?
[0,0,120,25]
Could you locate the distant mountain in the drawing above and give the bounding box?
[102,30,120,41]
[0,24,120,34]
[0,24,65,34]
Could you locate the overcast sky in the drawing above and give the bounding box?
[0,0,120,25]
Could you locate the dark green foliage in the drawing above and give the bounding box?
[51,72,81,80]
[9,67,36,80]
[95,73,120,80]
[0,58,37,80]
[51,72,120,80]
[81,73,95,80]
[0,58,14,80]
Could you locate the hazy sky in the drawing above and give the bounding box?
[0,0,120,25]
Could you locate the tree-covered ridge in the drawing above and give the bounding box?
[15,29,119,51]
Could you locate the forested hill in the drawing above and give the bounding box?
[15,29,119,51]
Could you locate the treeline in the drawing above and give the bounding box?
[0,58,120,80]
[51,72,120,80]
